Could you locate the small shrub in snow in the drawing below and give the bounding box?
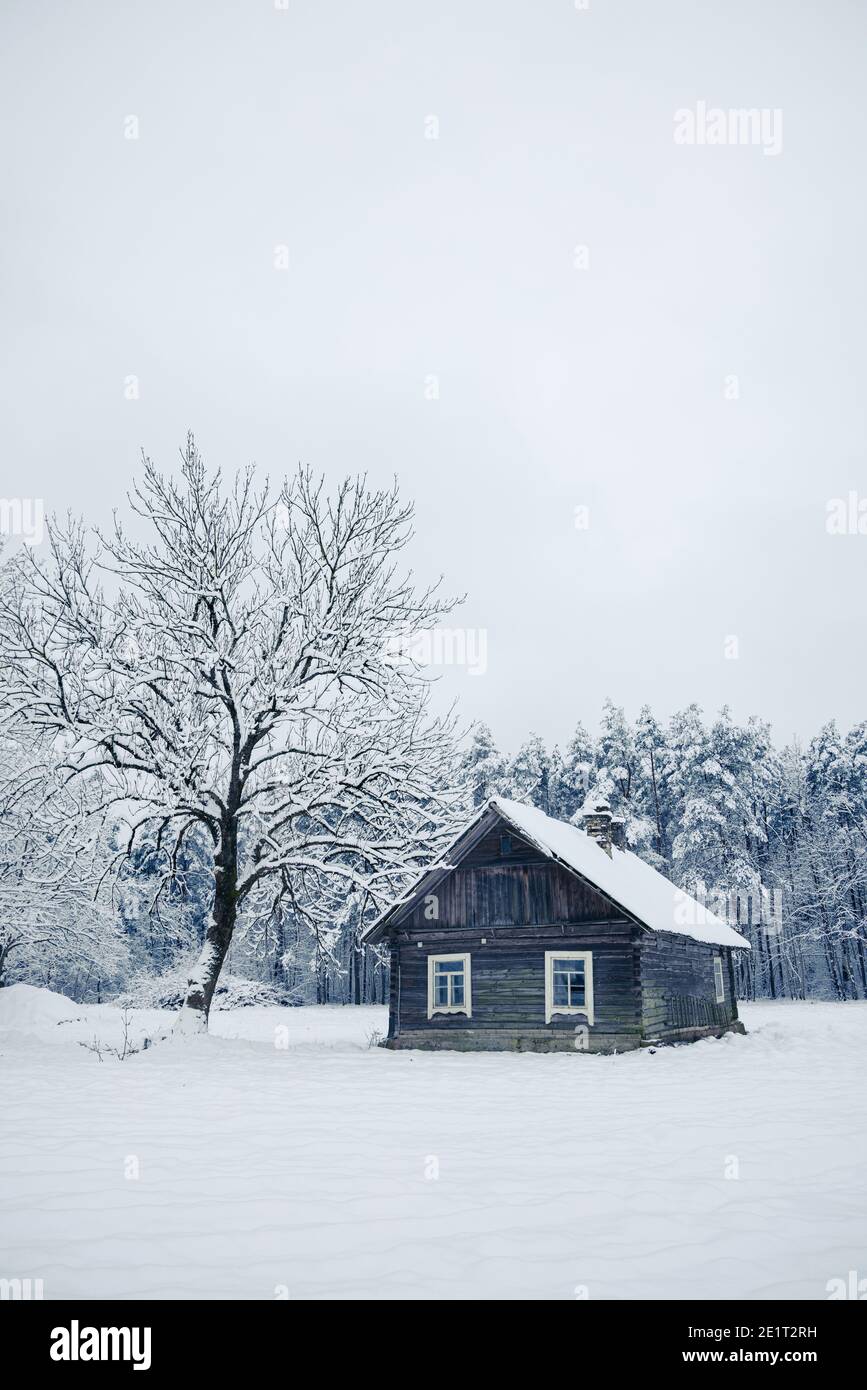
[79,1008,154,1061]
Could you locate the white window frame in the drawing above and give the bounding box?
[713,954,725,1004]
[545,950,594,1026]
[427,953,472,1018]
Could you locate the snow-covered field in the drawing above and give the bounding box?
[1,986,865,1301]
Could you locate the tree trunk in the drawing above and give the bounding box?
[649,745,663,859]
[353,929,363,1004]
[176,823,238,1033]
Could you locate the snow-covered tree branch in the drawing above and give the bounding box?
[0,734,124,993]
[0,437,466,1028]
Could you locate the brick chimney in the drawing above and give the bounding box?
[610,816,627,852]
[582,801,613,856]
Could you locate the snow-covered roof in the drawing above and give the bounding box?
[489,798,750,949]
[365,796,750,950]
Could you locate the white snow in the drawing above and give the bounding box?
[0,982,85,1030]
[2,988,865,1300]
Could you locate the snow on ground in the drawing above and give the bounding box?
[1,987,865,1300]
[0,983,85,1029]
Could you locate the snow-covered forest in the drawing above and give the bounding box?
[0,446,864,1012]
[460,709,867,1004]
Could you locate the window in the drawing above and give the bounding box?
[427,953,472,1018]
[713,955,725,1004]
[545,951,594,1025]
[499,834,512,856]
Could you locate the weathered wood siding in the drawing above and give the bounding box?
[389,922,642,1052]
[397,829,620,933]
[639,935,739,1041]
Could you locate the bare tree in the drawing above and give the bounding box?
[0,437,463,1030]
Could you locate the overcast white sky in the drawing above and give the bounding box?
[2,0,865,753]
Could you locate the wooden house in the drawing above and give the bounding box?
[364,797,750,1052]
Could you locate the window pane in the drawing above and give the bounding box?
[552,960,585,1009]
[433,958,467,1009]
[553,958,583,978]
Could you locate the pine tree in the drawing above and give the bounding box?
[635,704,666,862]
[459,723,508,808]
[557,721,596,821]
[507,734,552,811]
